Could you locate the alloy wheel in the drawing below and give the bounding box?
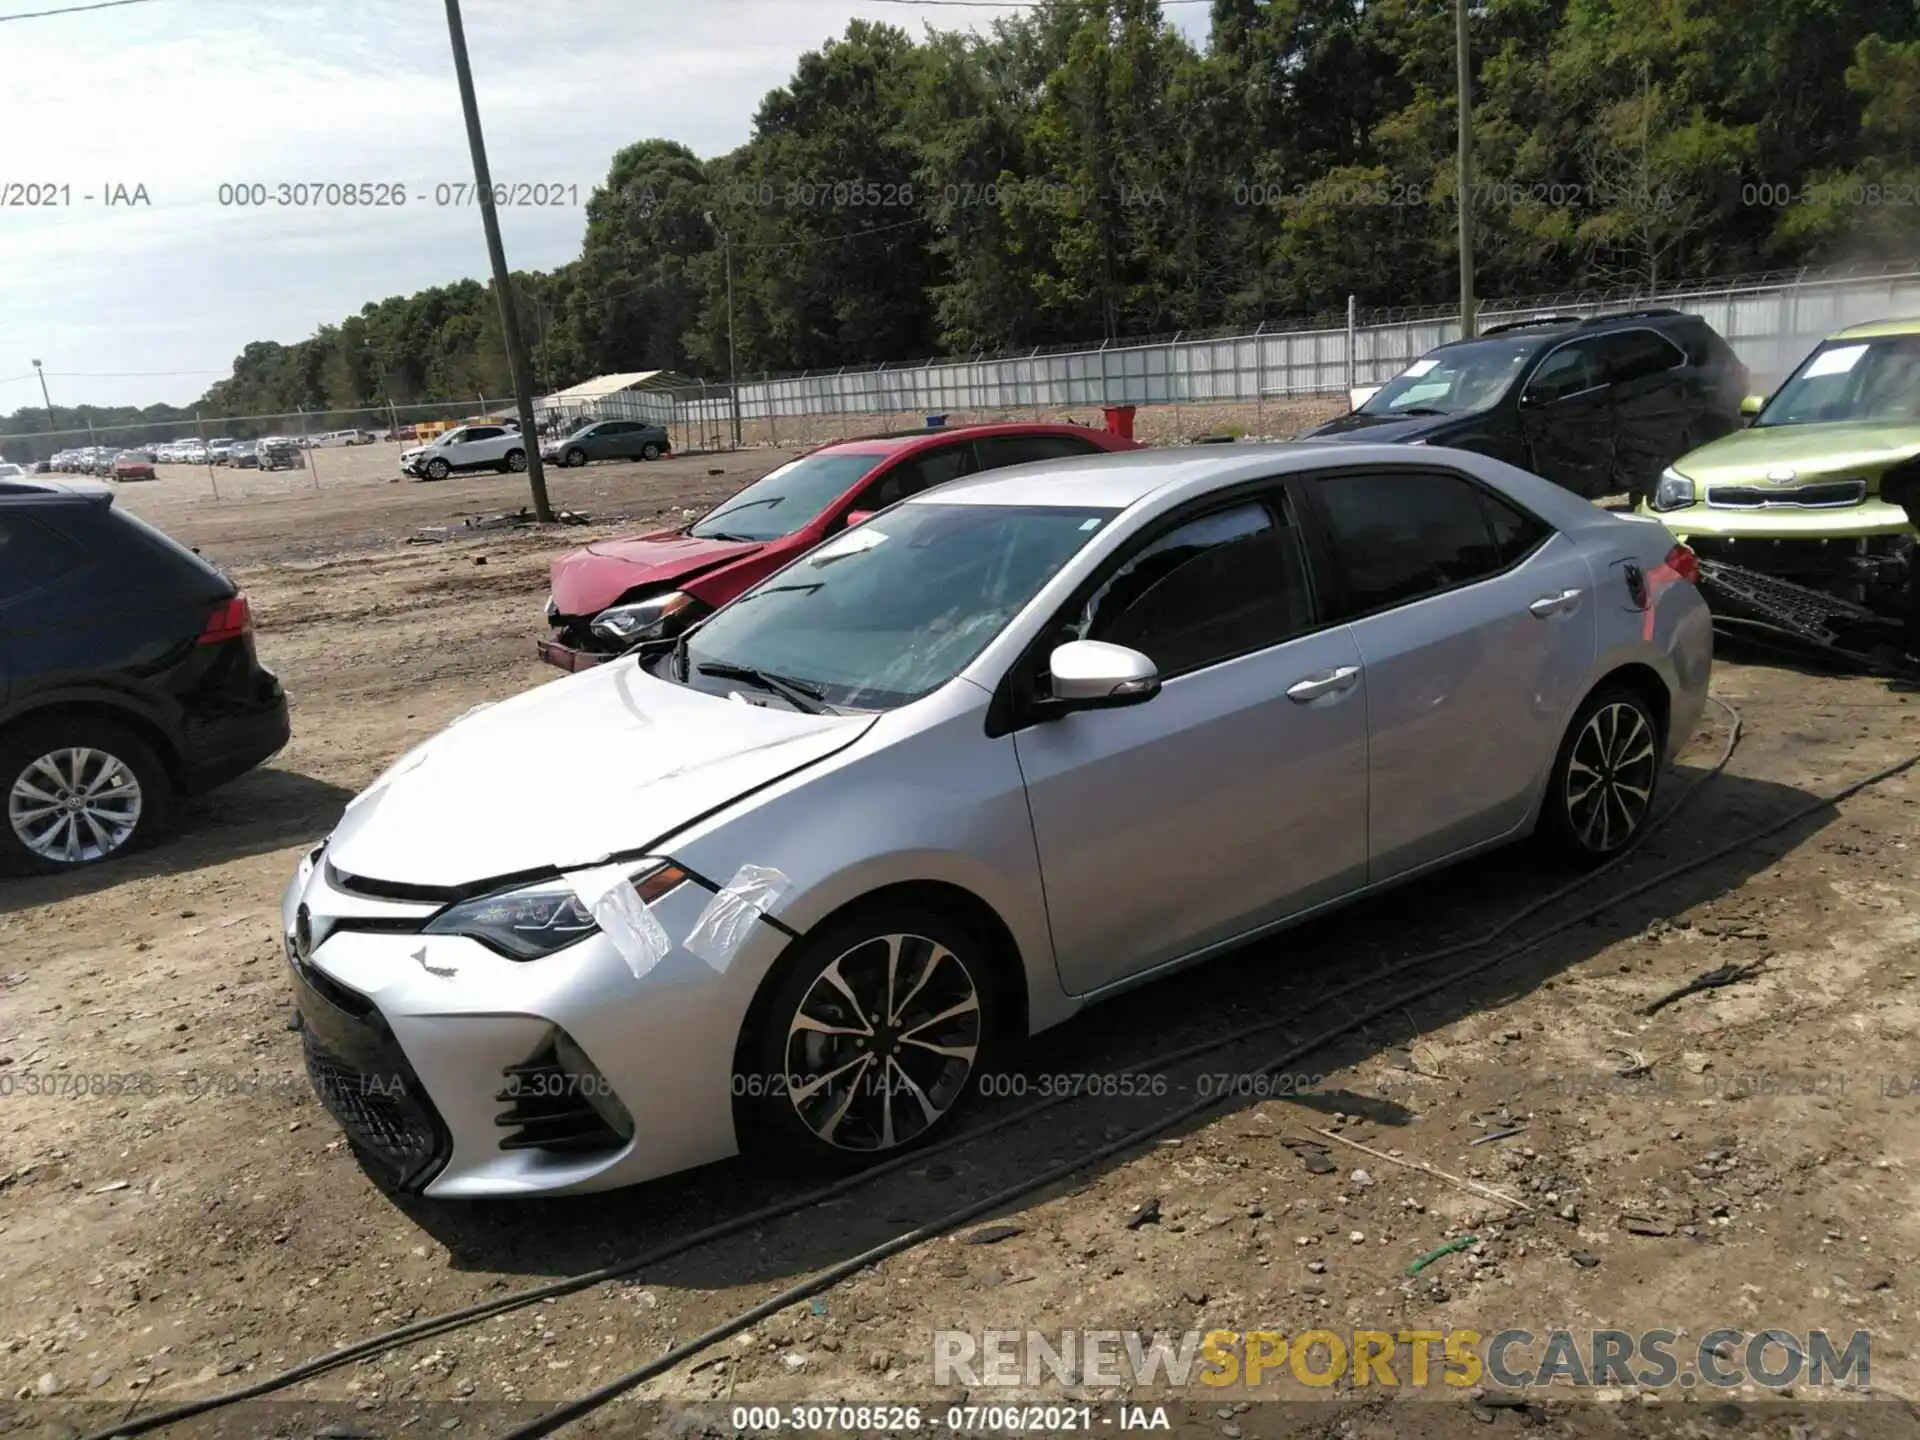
[8,747,143,864]
[1564,701,1656,853]
[566,448,587,467]
[782,932,982,1152]
[507,450,528,472]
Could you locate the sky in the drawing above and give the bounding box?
[0,0,1212,414]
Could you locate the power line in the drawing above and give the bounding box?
[0,0,157,20]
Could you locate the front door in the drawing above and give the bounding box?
[1518,336,1615,497]
[1598,328,1692,501]
[1303,465,1597,882]
[1014,490,1370,994]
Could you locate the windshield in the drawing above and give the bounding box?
[1754,336,1920,427]
[1357,338,1540,417]
[566,418,599,435]
[685,452,883,541]
[675,502,1115,710]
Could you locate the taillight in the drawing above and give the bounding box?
[1665,543,1700,585]
[199,593,252,645]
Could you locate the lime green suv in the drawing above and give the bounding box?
[1643,317,1920,608]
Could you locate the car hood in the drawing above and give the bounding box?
[1300,410,1461,443]
[1672,420,1920,484]
[550,532,765,617]
[325,659,875,889]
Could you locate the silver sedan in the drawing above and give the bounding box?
[282,442,1711,1197]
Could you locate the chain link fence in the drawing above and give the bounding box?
[12,258,1920,474]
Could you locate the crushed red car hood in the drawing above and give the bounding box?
[550,530,764,617]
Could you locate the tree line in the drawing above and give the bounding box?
[8,0,1920,445]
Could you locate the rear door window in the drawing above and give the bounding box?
[1600,329,1687,386]
[975,433,1107,468]
[1313,469,1531,616]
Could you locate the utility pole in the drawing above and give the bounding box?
[1456,0,1476,340]
[705,210,743,449]
[31,359,55,437]
[443,0,552,519]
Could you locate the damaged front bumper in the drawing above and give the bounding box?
[280,846,790,1197]
[536,636,613,672]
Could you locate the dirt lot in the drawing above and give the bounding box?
[3,433,1920,1438]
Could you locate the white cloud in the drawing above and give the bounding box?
[0,0,1210,410]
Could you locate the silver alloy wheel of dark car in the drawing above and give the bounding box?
[641,441,661,461]
[424,457,451,481]
[565,447,587,467]
[782,931,983,1153]
[1563,699,1658,853]
[8,746,144,865]
[506,449,527,472]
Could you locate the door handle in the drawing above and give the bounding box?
[1287,665,1361,703]
[1529,588,1583,618]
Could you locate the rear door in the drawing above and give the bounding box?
[1301,464,1595,883]
[455,425,506,466]
[1517,337,1614,497]
[1597,328,1692,500]
[1013,487,1370,992]
[594,421,638,459]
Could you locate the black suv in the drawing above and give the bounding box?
[0,478,290,874]
[1302,308,1749,502]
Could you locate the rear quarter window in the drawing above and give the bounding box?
[105,506,233,596]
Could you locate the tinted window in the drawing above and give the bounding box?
[1073,496,1314,675]
[1601,329,1685,385]
[1479,489,1551,567]
[1523,341,1606,403]
[975,433,1105,468]
[863,443,976,508]
[0,512,84,601]
[1316,471,1514,614]
[466,426,504,441]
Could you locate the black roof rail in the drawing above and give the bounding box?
[1479,314,1586,335]
[1582,307,1687,326]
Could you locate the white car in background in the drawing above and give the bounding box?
[399,422,529,481]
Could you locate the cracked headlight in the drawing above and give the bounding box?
[424,862,688,961]
[590,590,700,645]
[1651,466,1696,512]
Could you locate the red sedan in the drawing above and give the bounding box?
[111,452,156,482]
[538,421,1142,671]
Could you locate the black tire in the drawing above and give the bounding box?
[640,441,661,461]
[565,447,587,468]
[505,448,527,473]
[424,457,450,481]
[740,906,998,1167]
[0,717,172,876]
[1538,684,1664,866]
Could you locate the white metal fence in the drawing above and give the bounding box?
[642,260,1920,437]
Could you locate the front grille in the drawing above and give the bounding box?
[1705,480,1867,509]
[290,960,450,1191]
[495,1038,628,1155]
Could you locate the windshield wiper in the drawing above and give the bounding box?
[696,662,830,714]
[1390,406,1450,416]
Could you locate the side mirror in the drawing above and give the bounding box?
[1046,640,1160,710]
[1740,394,1766,417]
[844,509,876,528]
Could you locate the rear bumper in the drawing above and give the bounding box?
[179,675,292,793]
[536,637,611,672]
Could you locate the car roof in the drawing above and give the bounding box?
[811,421,1123,457]
[0,475,113,502]
[1831,316,1920,340]
[902,439,1611,528]
[1431,307,1700,351]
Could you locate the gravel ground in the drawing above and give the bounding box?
[2,438,1918,1440]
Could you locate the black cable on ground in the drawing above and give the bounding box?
[88,697,1742,1440]
[509,715,1920,1440]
